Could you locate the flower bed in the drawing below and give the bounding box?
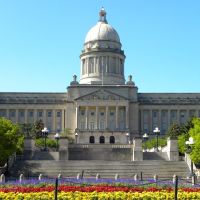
[0,177,200,199]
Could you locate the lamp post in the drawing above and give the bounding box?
[75,132,78,144]
[185,137,195,177]
[41,127,49,151]
[153,127,160,152]
[126,133,130,144]
[54,133,60,151]
[143,133,149,152]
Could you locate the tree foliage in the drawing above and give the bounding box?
[176,118,200,163]
[35,138,57,148]
[143,137,167,150]
[61,128,74,143]
[167,120,193,138]
[19,120,44,138]
[187,118,200,164]
[0,117,24,166]
[32,120,44,138]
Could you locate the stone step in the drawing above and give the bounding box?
[10,160,190,179]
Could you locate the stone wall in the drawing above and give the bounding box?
[68,144,132,161]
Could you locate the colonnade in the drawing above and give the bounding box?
[76,105,129,131]
[0,109,65,132]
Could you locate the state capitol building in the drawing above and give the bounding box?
[1,8,200,144]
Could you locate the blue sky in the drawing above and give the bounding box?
[0,0,200,93]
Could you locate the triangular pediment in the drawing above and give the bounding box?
[75,89,128,101]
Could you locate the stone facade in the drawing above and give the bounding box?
[1,8,200,144]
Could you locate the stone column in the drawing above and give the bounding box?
[34,109,37,122]
[167,137,179,161]
[116,57,119,73]
[85,107,88,129]
[149,110,153,133]
[105,106,108,129]
[168,109,171,126]
[177,110,180,124]
[75,106,79,129]
[44,110,47,127]
[62,109,65,132]
[158,109,161,131]
[53,110,56,132]
[115,106,119,129]
[140,109,143,133]
[96,57,99,74]
[132,137,143,161]
[126,105,129,129]
[16,109,19,123]
[25,110,28,124]
[6,109,8,119]
[107,56,109,73]
[96,106,99,129]
[94,57,96,74]
[86,58,88,75]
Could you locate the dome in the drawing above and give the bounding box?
[80,8,125,86]
[85,22,120,43]
[84,8,120,44]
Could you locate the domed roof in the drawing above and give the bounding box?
[84,8,120,44]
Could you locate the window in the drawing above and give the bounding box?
[81,111,85,115]
[153,111,157,118]
[89,136,95,144]
[91,112,94,116]
[19,111,24,117]
[10,111,15,117]
[80,122,85,129]
[100,112,104,116]
[110,112,114,116]
[57,111,61,117]
[99,136,105,144]
[100,121,105,129]
[48,111,52,117]
[181,112,185,118]
[29,111,33,117]
[38,111,43,117]
[0,110,6,117]
[90,122,95,130]
[110,136,115,144]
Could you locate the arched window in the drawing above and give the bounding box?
[89,136,95,144]
[99,136,105,144]
[110,136,115,144]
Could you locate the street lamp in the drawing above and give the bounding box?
[41,127,49,151]
[75,132,78,144]
[126,133,130,144]
[185,137,195,177]
[54,133,60,151]
[143,133,149,151]
[153,127,160,152]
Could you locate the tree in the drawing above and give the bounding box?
[19,120,44,138]
[61,128,74,143]
[32,119,44,138]
[19,123,34,138]
[0,117,24,166]
[167,120,193,138]
[167,123,181,138]
[187,118,200,164]
[177,118,200,163]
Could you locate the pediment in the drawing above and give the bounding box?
[75,89,127,101]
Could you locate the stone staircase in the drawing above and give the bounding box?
[9,160,190,179]
[143,152,169,160]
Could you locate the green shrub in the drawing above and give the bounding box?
[35,138,57,148]
[143,137,167,150]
